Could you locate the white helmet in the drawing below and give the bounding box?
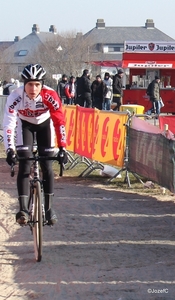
[21,64,46,81]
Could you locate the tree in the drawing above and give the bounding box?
[29,30,94,88]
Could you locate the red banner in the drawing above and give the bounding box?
[159,115,175,133]
[74,106,94,158]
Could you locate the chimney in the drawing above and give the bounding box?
[145,19,155,29]
[49,25,57,34]
[32,24,40,33]
[96,19,105,29]
[14,36,20,42]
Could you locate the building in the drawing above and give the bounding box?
[85,19,175,75]
[1,19,175,80]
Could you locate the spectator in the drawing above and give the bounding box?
[148,75,162,115]
[9,79,21,94]
[76,69,92,107]
[64,76,76,105]
[3,80,13,95]
[103,72,113,110]
[57,74,68,104]
[0,81,3,95]
[91,75,108,110]
[112,69,124,111]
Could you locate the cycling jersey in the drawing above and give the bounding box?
[3,85,66,150]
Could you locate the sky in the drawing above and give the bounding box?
[1,0,175,41]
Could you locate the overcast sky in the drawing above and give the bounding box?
[1,0,175,41]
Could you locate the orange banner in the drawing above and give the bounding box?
[62,105,127,168]
[62,105,76,152]
[92,110,127,167]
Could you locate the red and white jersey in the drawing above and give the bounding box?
[3,85,66,150]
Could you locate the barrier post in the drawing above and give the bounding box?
[107,112,144,187]
[161,124,169,195]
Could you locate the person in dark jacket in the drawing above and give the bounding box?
[91,75,108,110]
[76,69,92,107]
[112,69,124,111]
[57,74,68,104]
[149,75,161,115]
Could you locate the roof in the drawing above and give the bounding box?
[0,41,14,51]
[84,26,175,44]
[2,31,61,64]
[2,19,175,70]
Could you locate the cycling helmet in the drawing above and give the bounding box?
[21,64,46,81]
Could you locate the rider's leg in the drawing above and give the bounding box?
[44,193,58,225]
[39,160,58,225]
[16,121,33,224]
[37,119,58,225]
[16,195,29,224]
[16,157,31,224]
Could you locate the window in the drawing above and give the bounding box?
[18,50,28,56]
[108,45,124,52]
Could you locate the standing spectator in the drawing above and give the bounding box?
[91,75,108,110]
[149,75,162,115]
[76,69,92,107]
[9,79,21,94]
[57,74,68,104]
[112,69,124,111]
[64,76,76,105]
[3,80,13,95]
[0,81,3,95]
[103,72,113,110]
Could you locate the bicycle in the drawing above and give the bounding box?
[10,143,64,262]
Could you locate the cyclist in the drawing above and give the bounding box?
[3,64,67,226]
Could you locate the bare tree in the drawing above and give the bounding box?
[29,30,94,87]
[0,30,95,89]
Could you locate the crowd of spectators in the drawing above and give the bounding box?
[56,69,124,111]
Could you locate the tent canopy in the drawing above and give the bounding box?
[88,60,122,68]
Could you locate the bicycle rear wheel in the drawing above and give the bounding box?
[33,181,43,262]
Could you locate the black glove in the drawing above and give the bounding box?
[6,148,16,166]
[57,147,68,164]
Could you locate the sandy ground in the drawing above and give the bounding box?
[0,157,175,300]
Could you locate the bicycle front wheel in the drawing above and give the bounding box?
[33,181,43,262]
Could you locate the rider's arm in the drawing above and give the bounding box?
[3,93,18,151]
[41,88,66,148]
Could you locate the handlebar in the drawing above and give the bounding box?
[10,156,64,177]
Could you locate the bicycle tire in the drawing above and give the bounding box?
[33,181,43,262]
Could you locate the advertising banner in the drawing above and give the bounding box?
[62,105,76,152]
[128,128,175,193]
[124,41,175,53]
[92,111,127,167]
[159,115,175,133]
[74,106,94,159]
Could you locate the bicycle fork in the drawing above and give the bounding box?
[29,184,46,231]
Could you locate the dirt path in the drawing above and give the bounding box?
[0,157,175,300]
